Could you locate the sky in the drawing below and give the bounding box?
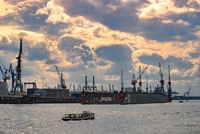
[0,0,199,95]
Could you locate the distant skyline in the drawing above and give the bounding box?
[0,0,199,95]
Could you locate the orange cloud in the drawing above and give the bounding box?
[0,0,17,17]
[138,0,199,19]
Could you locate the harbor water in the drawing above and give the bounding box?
[0,101,200,134]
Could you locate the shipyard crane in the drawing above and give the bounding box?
[14,38,23,94]
[83,75,88,91]
[69,84,72,90]
[77,84,81,91]
[0,66,5,81]
[0,60,10,82]
[112,84,114,91]
[55,65,60,88]
[109,84,111,91]
[55,65,66,89]
[146,76,148,93]
[184,87,191,102]
[159,63,165,93]
[9,63,16,92]
[131,66,148,93]
[121,70,124,91]
[167,65,172,102]
[92,76,97,91]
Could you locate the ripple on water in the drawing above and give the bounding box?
[0,101,199,134]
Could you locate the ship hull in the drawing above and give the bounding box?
[126,93,168,104]
[81,91,169,104]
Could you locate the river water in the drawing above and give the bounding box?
[0,101,200,134]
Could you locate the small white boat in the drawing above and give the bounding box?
[62,111,95,121]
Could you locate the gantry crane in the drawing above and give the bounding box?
[83,75,88,91]
[14,38,23,94]
[131,66,148,93]
[55,65,66,89]
[167,65,172,101]
[9,63,16,92]
[184,87,191,102]
[92,75,97,91]
[0,60,10,82]
[159,63,165,93]
[121,70,124,91]
[146,76,148,93]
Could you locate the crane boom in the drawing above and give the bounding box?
[0,66,4,77]
[55,65,60,79]
[0,60,8,72]
[0,61,10,82]
[55,65,61,88]
[131,66,148,93]
[136,66,148,81]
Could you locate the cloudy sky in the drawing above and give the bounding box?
[0,0,199,95]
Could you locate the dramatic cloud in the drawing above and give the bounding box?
[139,53,193,70]
[96,45,133,75]
[137,0,199,20]
[0,0,199,95]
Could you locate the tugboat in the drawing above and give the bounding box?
[62,111,95,121]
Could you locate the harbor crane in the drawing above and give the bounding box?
[55,65,66,89]
[13,38,23,94]
[146,76,148,93]
[184,87,191,102]
[121,70,124,91]
[159,63,165,93]
[131,66,148,93]
[92,76,97,91]
[9,63,16,92]
[0,60,10,82]
[83,75,88,91]
[167,65,172,102]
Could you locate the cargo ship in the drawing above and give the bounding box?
[81,65,172,105]
[80,90,170,105]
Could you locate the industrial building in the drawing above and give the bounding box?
[27,88,69,98]
[0,81,8,96]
